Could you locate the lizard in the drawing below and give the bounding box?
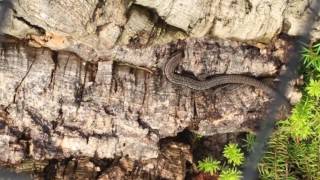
[164,51,291,115]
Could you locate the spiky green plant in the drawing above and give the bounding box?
[243,133,256,152]
[219,168,242,180]
[302,43,320,72]
[197,157,220,175]
[223,143,244,166]
[288,140,320,178]
[258,128,292,179]
[197,143,244,178]
[306,79,320,97]
[288,98,315,140]
[256,42,320,179]
[194,132,203,141]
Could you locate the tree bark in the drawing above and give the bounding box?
[0,0,315,178]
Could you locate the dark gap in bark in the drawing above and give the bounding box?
[48,51,59,90]
[73,56,89,107]
[60,157,73,178]
[74,81,84,107]
[110,62,118,94]
[85,62,98,83]
[126,4,187,47]
[91,0,106,22]
[13,16,46,35]
[42,159,58,180]
[192,92,198,118]
[25,108,51,135]
[90,157,115,179]
[103,105,116,116]
[95,157,125,179]
[158,129,200,179]
[137,112,159,137]
[12,52,36,104]
[159,129,194,149]
[52,98,64,130]
[62,125,118,140]
[62,125,89,142]
[62,54,72,77]
[192,132,247,163]
[244,0,253,14]
[0,121,31,158]
[185,160,196,180]
[141,72,148,105]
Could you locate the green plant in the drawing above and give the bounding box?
[258,129,291,179]
[302,43,320,71]
[197,156,220,175]
[219,168,242,180]
[223,143,244,166]
[243,133,256,152]
[288,98,315,140]
[306,79,320,97]
[288,140,320,178]
[256,42,320,179]
[197,143,244,178]
[194,132,203,141]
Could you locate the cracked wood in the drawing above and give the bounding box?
[0,37,298,162]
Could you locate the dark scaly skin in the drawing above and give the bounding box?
[164,51,291,111]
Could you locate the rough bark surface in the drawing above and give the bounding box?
[1,37,299,163]
[0,0,311,178]
[1,0,319,57]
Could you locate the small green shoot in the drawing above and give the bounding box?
[306,79,320,97]
[219,168,242,180]
[194,133,203,141]
[288,98,314,140]
[243,133,256,152]
[302,43,320,71]
[223,143,244,166]
[197,157,220,175]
